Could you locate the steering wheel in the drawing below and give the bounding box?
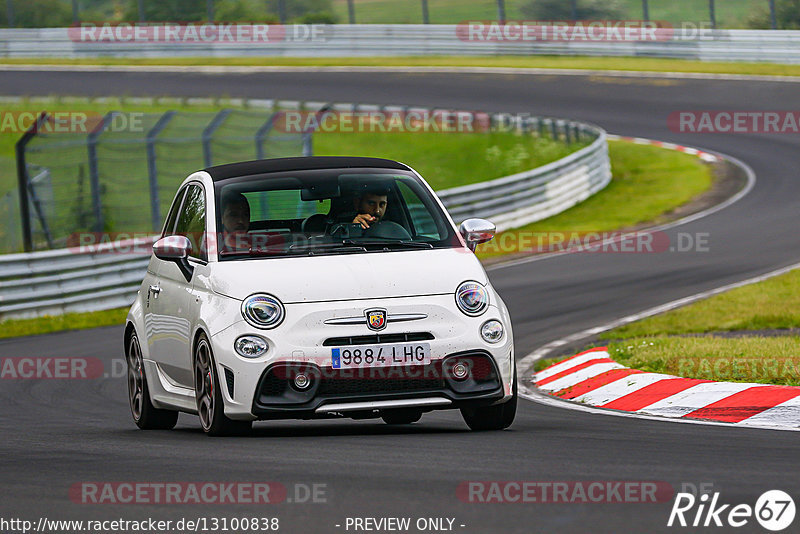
[363,221,412,240]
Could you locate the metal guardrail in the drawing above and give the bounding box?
[0,101,609,320]
[1,26,800,63]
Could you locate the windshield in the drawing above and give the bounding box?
[214,168,459,260]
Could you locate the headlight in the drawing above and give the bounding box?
[234,335,268,358]
[455,281,489,316]
[480,320,504,343]
[241,294,285,329]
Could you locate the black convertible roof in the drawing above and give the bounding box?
[205,156,411,182]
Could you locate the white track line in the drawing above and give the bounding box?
[2,64,800,83]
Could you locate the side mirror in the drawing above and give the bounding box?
[153,235,194,281]
[459,218,496,252]
[153,235,192,260]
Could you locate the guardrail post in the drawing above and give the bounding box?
[497,0,506,24]
[642,0,649,21]
[146,110,175,232]
[347,0,355,23]
[5,0,14,27]
[769,0,777,29]
[255,114,277,160]
[202,109,232,168]
[421,0,429,24]
[87,111,117,233]
[15,112,48,252]
[709,0,716,30]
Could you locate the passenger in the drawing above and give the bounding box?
[220,191,251,250]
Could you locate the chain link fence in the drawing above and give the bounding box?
[12,105,312,252]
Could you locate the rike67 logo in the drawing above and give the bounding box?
[668,490,796,531]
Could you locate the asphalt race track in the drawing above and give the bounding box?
[1,68,799,533]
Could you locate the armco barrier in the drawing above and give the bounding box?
[1,26,800,64]
[0,100,610,320]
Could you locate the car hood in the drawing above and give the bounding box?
[209,247,488,303]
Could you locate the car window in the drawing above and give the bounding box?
[397,181,445,239]
[215,170,458,260]
[162,187,187,237]
[174,184,207,261]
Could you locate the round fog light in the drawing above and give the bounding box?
[452,362,470,380]
[480,320,504,343]
[293,373,312,390]
[234,335,268,358]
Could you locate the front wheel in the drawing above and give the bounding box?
[194,334,252,436]
[460,367,517,431]
[127,332,179,430]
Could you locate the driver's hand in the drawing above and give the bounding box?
[353,213,376,229]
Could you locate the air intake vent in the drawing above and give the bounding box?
[323,332,434,347]
[224,367,235,397]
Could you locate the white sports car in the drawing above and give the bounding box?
[125,157,516,435]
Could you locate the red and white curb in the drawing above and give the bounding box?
[607,134,718,163]
[534,347,800,429]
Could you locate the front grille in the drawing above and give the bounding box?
[317,365,444,396]
[323,332,434,347]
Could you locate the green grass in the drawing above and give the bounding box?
[607,336,800,386]
[3,55,800,77]
[0,307,128,339]
[314,130,583,190]
[602,268,800,338]
[331,0,760,27]
[476,140,713,260]
[576,266,800,386]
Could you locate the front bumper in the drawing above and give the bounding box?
[209,294,514,420]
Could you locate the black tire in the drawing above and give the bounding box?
[381,409,422,425]
[127,332,179,430]
[194,334,252,437]
[460,367,517,431]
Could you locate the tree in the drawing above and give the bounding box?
[520,0,625,20]
[123,0,206,22]
[264,0,337,23]
[0,0,71,27]
[747,0,800,29]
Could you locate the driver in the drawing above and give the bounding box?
[350,186,389,230]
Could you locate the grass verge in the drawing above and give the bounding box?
[3,56,800,78]
[545,268,800,385]
[476,140,713,261]
[0,307,128,340]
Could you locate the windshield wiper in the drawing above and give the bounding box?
[362,240,434,249]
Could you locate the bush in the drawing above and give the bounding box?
[520,0,625,21]
[747,0,800,29]
[264,0,336,21]
[0,0,72,27]
[123,0,206,22]
[296,11,338,24]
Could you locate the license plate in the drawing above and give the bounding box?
[331,343,431,369]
